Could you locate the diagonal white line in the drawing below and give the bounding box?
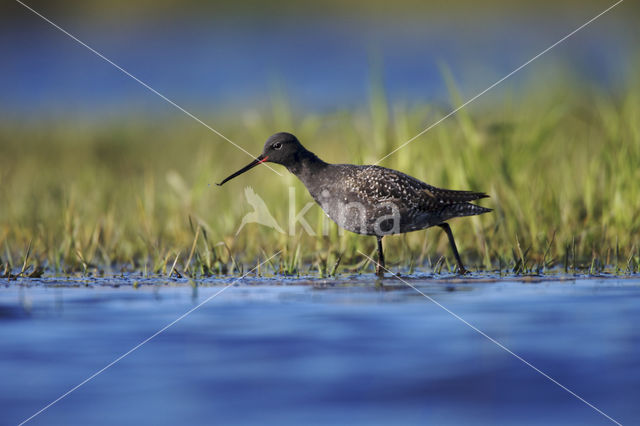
[15,0,283,177]
[358,251,621,425]
[372,0,624,166]
[18,250,282,426]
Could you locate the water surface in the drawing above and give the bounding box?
[1,275,639,425]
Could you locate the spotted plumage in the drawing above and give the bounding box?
[301,164,490,235]
[218,132,491,276]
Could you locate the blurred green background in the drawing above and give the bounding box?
[1,0,638,275]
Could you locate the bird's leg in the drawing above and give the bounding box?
[437,223,468,274]
[376,236,385,277]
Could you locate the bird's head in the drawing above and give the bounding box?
[217,132,306,185]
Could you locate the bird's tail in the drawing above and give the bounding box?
[448,202,492,218]
[427,187,489,203]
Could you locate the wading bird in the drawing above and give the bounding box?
[218,132,490,276]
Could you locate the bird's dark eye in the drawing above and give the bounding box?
[272,142,282,150]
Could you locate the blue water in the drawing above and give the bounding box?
[1,275,639,425]
[1,6,634,116]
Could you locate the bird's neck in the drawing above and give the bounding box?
[286,150,329,185]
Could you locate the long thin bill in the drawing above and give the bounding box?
[216,155,268,186]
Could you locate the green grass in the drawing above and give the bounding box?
[1,71,639,278]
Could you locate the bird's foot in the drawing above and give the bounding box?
[457,266,469,275]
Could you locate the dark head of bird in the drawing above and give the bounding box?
[217,132,319,185]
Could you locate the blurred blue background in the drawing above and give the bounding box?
[1,0,636,117]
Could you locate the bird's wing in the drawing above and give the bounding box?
[421,186,489,204]
[346,166,488,211]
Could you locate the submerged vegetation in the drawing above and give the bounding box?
[1,71,639,278]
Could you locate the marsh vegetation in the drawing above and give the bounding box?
[1,72,639,278]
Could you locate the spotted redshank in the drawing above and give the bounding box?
[218,132,491,276]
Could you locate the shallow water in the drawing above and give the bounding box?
[1,274,639,425]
